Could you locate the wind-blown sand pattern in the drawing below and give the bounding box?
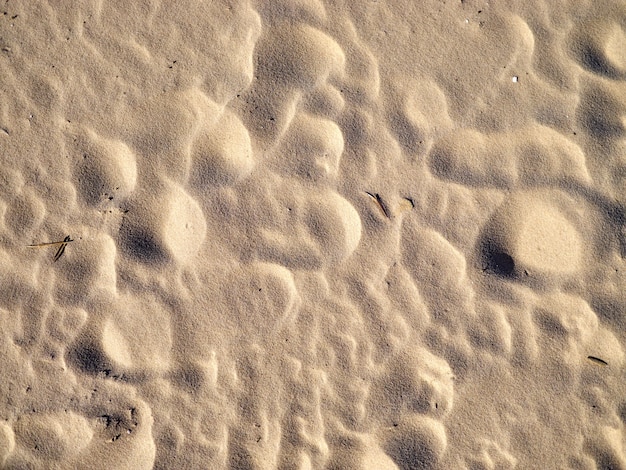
[1,0,626,468]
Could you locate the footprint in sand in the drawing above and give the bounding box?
[12,411,93,463]
[52,232,118,302]
[119,179,207,265]
[479,189,584,284]
[368,347,454,423]
[388,79,454,158]
[5,395,155,470]
[429,124,590,189]
[100,296,173,377]
[379,414,448,470]
[325,431,399,469]
[240,21,345,143]
[69,128,138,208]
[570,10,626,80]
[576,80,626,146]
[186,261,300,348]
[251,178,362,270]
[68,293,172,379]
[122,88,221,183]
[270,112,344,181]
[189,107,255,187]
[3,186,45,239]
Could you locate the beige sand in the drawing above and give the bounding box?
[0,0,625,468]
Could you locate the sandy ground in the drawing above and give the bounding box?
[0,0,625,468]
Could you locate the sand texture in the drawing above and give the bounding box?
[1,0,626,468]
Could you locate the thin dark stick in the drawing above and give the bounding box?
[28,235,73,261]
[365,191,390,219]
[587,356,608,366]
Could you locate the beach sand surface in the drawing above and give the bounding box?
[1,0,626,468]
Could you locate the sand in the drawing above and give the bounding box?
[0,0,625,468]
